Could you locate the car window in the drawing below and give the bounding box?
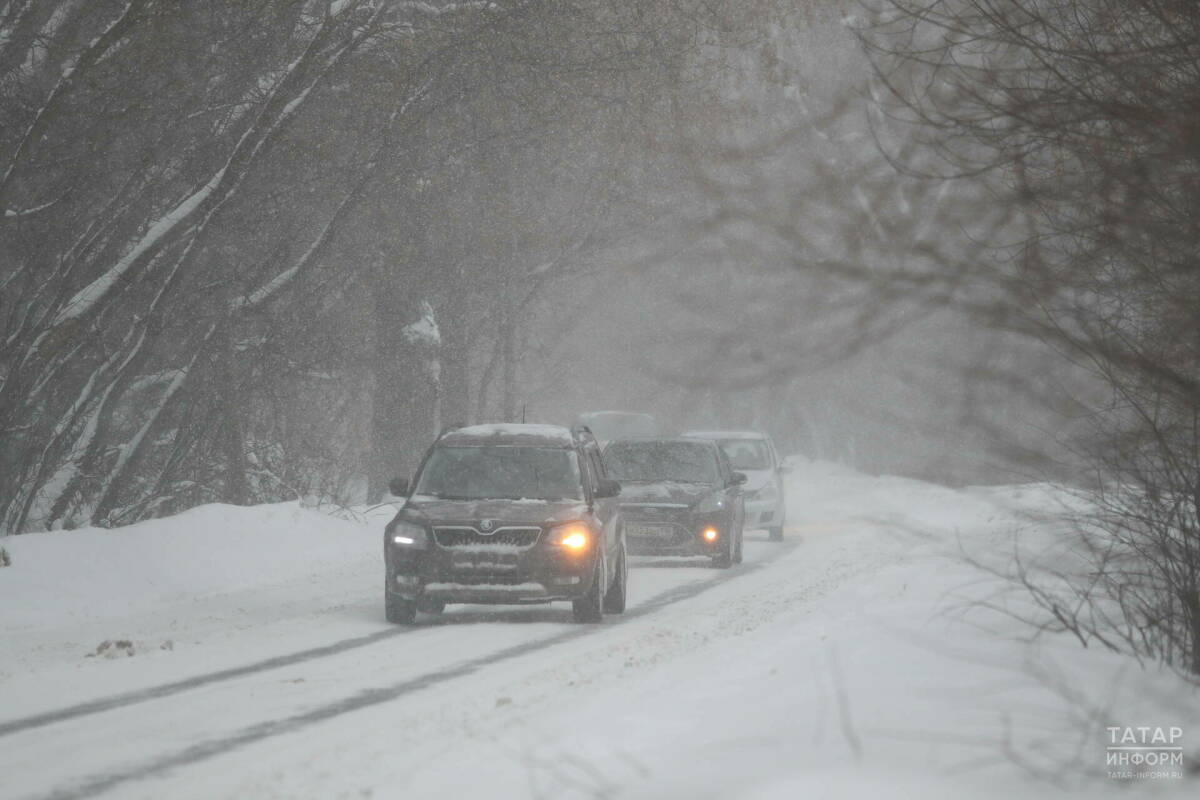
[603,441,720,484]
[715,448,732,482]
[717,439,771,470]
[413,446,582,500]
[578,413,658,441]
[587,450,607,485]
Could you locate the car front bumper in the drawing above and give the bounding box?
[386,542,599,605]
[622,508,731,557]
[744,496,782,529]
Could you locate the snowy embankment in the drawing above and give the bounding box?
[1,502,381,629]
[0,501,388,700]
[1,460,1197,799]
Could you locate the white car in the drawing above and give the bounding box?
[574,411,659,447]
[682,430,788,540]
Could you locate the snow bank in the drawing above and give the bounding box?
[1,459,1196,800]
[0,502,385,630]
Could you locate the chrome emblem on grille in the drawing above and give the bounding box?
[479,519,494,532]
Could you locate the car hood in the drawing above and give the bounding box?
[397,496,588,527]
[616,481,714,506]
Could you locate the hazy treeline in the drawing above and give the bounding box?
[861,0,1200,675]
[0,0,778,531]
[665,0,1200,674]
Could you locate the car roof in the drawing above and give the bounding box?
[681,430,768,441]
[439,423,575,448]
[604,436,719,450]
[577,410,656,421]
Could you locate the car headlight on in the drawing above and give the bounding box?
[390,521,428,547]
[548,522,591,551]
[694,493,725,513]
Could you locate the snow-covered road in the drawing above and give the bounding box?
[4,535,809,800]
[2,461,1196,799]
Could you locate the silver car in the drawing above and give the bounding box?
[681,430,788,540]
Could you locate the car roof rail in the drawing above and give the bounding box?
[436,422,465,439]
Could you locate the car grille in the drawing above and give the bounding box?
[432,526,541,549]
[431,574,532,587]
[621,505,692,544]
[625,522,691,543]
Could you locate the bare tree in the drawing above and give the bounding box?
[661,0,1200,670]
[0,0,760,527]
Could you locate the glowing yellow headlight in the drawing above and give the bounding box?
[561,531,588,550]
[550,523,591,551]
[703,527,719,542]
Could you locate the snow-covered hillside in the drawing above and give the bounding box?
[1,460,1195,799]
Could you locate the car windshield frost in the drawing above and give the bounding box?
[603,441,719,484]
[718,439,771,470]
[414,446,583,501]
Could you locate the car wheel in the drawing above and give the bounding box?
[768,525,784,542]
[603,542,627,614]
[712,532,733,569]
[417,597,445,615]
[573,557,605,623]
[385,587,417,624]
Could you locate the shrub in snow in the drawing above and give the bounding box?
[0,546,9,567]
[89,640,136,659]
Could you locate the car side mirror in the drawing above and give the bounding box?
[388,476,409,497]
[595,478,621,499]
[731,472,748,486]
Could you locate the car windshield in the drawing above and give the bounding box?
[603,441,719,484]
[718,439,771,470]
[579,413,657,441]
[413,446,582,501]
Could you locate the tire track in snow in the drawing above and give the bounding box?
[0,627,408,740]
[27,541,801,800]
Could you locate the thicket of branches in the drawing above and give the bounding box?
[873,0,1200,675]
[864,0,1200,673]
[0,0,750,532]
[649,0,1200,673]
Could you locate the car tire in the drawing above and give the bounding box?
[385,589,417,624]
[573,557,605,623]
[417,597,445,615]
[768,525,784,542]
[603,543,627,614]
[712,533,733,569]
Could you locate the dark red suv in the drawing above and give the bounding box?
[383,424,626,623]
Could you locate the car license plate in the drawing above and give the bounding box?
[451,553,517,570]
[627,523,673,538]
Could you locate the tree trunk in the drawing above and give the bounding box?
[219,338,247,506]
[437,289,472,428]
[368,283,437,502]
[500,313,517,423]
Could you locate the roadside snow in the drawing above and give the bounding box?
[0,502,384,631]
[0,460,1196,799]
